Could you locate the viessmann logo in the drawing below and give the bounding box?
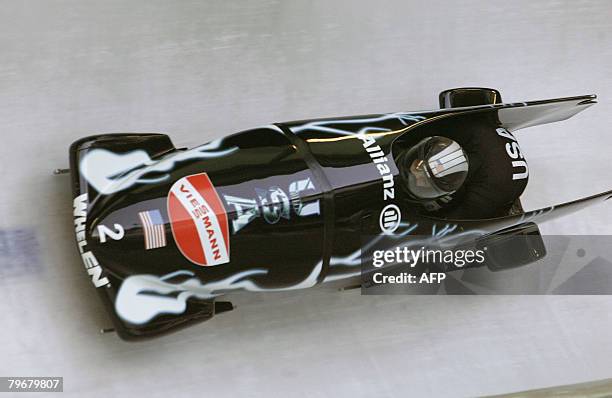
[167,173,230,266]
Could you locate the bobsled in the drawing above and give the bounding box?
[67,87,610,340]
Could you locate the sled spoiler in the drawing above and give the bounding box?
[495,94,597,131]
[435,187,612,234]
[424,93,598,132]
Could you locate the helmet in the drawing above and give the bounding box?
[399,136,469,204]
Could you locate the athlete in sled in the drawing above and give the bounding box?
[67,87,609,340]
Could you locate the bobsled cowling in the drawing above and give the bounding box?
[69,88,609,340]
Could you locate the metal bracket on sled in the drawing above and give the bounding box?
[53,168,70,175]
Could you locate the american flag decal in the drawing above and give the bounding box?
[138,210,167,250]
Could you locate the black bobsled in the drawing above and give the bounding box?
[67,88,610,340]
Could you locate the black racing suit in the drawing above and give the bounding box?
[431,120,528,219]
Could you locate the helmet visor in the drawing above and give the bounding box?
[404,136,469,199]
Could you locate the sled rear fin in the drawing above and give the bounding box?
[433,89,597,132]
[495,95,597,131]
[445,188,612,234]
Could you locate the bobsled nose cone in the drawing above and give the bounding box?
[86,205,176,279]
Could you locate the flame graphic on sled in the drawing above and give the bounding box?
[116,261,322,324]
[80,138,237,195]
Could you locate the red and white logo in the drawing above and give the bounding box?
[167,173,230,266]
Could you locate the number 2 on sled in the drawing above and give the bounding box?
[97,224,125,243]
